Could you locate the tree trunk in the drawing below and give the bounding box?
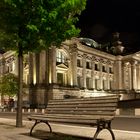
[16,47,23,127]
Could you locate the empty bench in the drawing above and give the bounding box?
[28,94,120,140]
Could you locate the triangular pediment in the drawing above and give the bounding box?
[56,63,68,69]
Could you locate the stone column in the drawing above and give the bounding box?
[70,44,78,86]
[114,56,123,90]
[51,46,57,84]
[82,54,86,88]
[118,60,123,89]
[29,53,37,106]
[48,48,52,84]
[121,62,125,89]
[46,49,50,85]
[123,62,128,89]
[29,53,33,84]
[137,62,140,90]
[130,60,137,90]
[91,60,95,89]
[99,62,103,90]
[128,63,132,90]
[39,51,46,84]
[106,64,110,89]
[72,52,78,86]
[67,60,71,85]
[35,53,40,84]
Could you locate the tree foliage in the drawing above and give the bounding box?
[0,0,87,53]
[0,0,86,127]
[0,73,18,97]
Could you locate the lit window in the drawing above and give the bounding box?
[56,50,66,64]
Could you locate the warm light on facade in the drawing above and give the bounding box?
[33,73,36,85]
[33,55,36,85]
[70,76,73,86]
[49,70,52,84]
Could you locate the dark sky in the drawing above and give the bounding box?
[0,0,140,54]
[77,0,140,53]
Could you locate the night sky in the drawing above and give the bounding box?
[0,0,140,54]
[77,0,140,54]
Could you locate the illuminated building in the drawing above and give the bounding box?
[0,36,140,107]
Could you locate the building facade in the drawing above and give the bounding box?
[1,37,140,107]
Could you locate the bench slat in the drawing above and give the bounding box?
[28,114,114,120]
[28,95,120,139]
[28,115,114,125]
[53,115,113,120]
[29,117,97,124]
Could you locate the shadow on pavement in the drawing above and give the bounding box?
[21,130,100,140]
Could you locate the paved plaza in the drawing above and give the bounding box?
[0,118,140,140]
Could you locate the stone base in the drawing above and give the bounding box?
[116,108,140,116]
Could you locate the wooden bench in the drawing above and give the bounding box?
[28,94,120,140]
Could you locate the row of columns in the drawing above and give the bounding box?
[29,46,76,86]
[76,54,114,90]
[129,60,140,90]
[29,50,50,85]
[21,47,140,92]
[115,57,140,91]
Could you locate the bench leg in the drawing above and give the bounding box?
[30,120,52,136]
[93,121,115,140]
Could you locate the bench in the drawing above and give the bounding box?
[28,94,120,140]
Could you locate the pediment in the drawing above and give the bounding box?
[56,63,68,69]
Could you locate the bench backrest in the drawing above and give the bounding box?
[46,95,120,120]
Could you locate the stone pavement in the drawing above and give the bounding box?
[0,118,140,140]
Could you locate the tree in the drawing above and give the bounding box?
[0,0,86,127]
[0,73,18,97]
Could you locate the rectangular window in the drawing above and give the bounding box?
[56,51,67,65]
[77,59,81,67]
[109,67,113,73]
[102,65,106,72]
[95,63,99,71]
[86,61,91,69]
